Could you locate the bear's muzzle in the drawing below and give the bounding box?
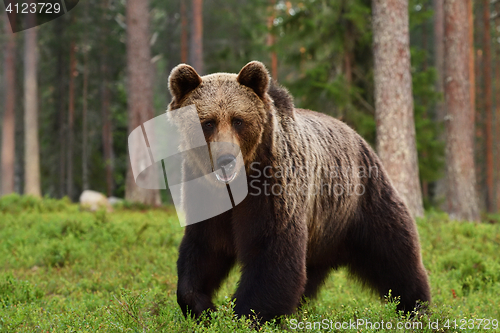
[215,154,237,183]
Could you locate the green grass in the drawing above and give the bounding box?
[0,194,499,332]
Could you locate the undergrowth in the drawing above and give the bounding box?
[0,196,498,332]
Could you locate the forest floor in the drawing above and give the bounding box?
[0,195,499,332]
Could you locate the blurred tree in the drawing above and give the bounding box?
[54,16,67,198]
[443,0,479,221]
[181,0,189,63]
[101,58,113,197]
[432,0,445,202]
[408,0,444,208]
[473,0,484,211]
[125,0,161,205]
[2,14,17,196]
[100,6,113,197]
[23,2,41,196]
[189,0,204,74]
[483,0,494,212]
[82,1,90,192]
[67,39,76,199]
[267,0,278,80]
[431,0,444,109]
[28,1,129,199]
[469,0,475,118]
[372,0,423,218]
[496,5,500,212]
[412,66,444,205]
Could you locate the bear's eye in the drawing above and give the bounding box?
[233,119,243,128]
[202,121,215,130]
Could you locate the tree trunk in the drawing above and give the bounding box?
[372,0,424,218]
[23,6,41,197]
[421,4,429,200]
[180,0,188,63]
[67,40,76,200]
[433,0,446,203]
[434,0,445,116]
[55,17,66,198]
[100,1,114,197]
[483,0,494,212]
[2,14,16,196]
[267,0,278,80]
[189,0,203,74]
[474,1,486,211]
[469,0,476,121]
[82,52,89,191]
[101,52,114,197]
[443,0,480,221]
[496,13,500,212]
[125,0,161,205]
[497,41,500,213]
[82,1,90,192]
[475,10,484,211]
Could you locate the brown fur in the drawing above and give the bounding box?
[169,61,431,323]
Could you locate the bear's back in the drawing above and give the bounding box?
[269,99,372,243]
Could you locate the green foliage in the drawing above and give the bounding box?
[0,199,498,332]
[0,274,44,308]
[112,199,152,211]
[0,193,73,214]
[203,0,270,74]
[411,47,444,185]
[276,0,376,143]
[408,0,446,206]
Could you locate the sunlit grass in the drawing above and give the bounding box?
[0,195,499,332]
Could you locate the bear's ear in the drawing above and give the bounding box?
[168,64,202,101]
[237,61,270,100]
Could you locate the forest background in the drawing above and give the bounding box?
[1,0,500,220]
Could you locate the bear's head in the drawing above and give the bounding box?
[168,61,273,185]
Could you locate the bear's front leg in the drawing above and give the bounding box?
[232,202,307,322]
[177,213,235,318]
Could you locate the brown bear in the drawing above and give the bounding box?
[168,61,430,323]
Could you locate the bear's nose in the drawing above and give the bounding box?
[216,154,237,174]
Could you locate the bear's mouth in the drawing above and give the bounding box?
[215,169,237,183]
[214,157,238,183]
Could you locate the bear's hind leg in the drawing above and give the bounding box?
[344,209,431,312]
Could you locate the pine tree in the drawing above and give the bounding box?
[189,0,204,74]
[483,0,494,212]
[23,4,41,196]
[2,14,17,195]
[372,0,424,218]
[443,0,480,221]
[125,0,161,205]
